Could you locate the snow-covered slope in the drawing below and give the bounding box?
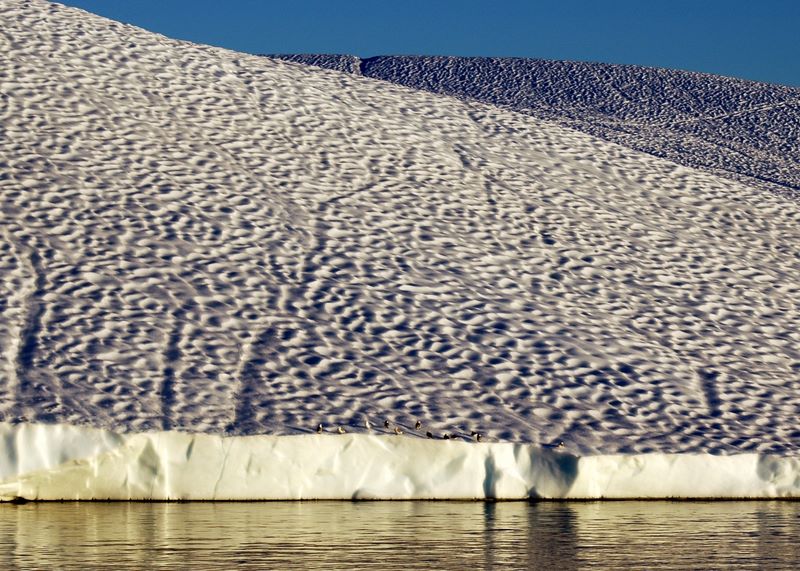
[272,55,800,195]
[1,0,799,499]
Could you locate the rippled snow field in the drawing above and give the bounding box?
[3,0,800,456]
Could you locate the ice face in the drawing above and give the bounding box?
[1,423,798,500]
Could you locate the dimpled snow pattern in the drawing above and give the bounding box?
[1,1,799,455]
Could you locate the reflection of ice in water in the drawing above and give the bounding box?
[1,502,797,569]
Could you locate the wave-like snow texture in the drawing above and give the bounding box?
[2,1,800,456]
[272,55,800,195]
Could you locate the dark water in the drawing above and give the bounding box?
[1,501,798,570]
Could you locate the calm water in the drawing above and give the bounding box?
[0,501,798,570]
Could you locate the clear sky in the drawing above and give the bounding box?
[60,0,800,86]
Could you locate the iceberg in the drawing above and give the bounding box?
[1,0,799,501]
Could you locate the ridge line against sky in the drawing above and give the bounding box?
[58,0,800,87]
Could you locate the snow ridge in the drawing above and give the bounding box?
[271,55,800,195]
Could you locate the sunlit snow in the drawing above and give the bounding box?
[0,0,798,499]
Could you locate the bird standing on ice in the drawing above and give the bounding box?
[316,423,323,434]
[394,426,403,435]
[338,426,346,434]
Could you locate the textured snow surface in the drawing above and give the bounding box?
[1,423,798,500]
[272,55,800,195]
[1,1,800,459]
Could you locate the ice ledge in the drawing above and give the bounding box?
[0,423,797,500]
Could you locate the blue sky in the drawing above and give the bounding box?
[61,0,800,86]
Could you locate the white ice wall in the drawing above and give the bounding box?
[0,423,797,501]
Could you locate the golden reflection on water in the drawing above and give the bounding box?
[0,501,798,570]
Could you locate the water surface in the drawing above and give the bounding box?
[1,501,798,570]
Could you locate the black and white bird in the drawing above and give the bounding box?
[426,431,434,439]
[555,441,565,449]
[415,420,422,430]
[338,426,346,434]
[316,423,323,434]
[394,426,403,435]
[384,420,390,429]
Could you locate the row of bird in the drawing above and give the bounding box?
[315,419,484,441]
[313,421,569,450]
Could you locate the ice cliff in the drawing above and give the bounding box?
[1,424,798,500]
